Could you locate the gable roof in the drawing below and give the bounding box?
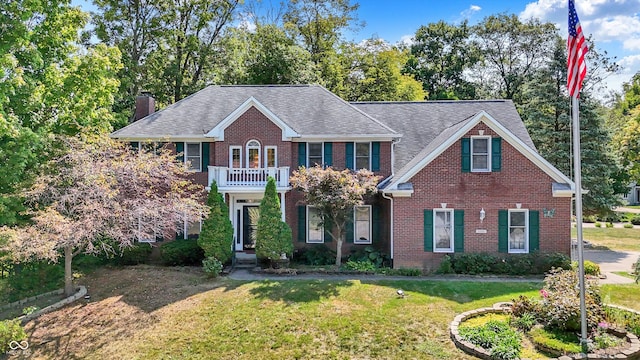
[111,85,398,140]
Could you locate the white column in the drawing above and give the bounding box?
[280,192,286,222]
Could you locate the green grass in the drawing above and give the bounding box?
[601,284,640,310]
[96,279,542,359]
[572,227,640,252]
[613,271,636,280]
[528,326,582,355]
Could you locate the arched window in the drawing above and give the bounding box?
[246,140,261,168]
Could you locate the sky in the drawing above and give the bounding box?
[72,0,640,95]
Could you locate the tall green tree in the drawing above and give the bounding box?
[519,38,623,215]
[610,72,640,183]
[0,1,121,225]
[472,14,557,100]
[342,39,425,101]
[256,177,293,262]
[197,181,233,264]
[404,20,479,100]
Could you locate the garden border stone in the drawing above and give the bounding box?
[450,302,640,360]
[0,286,87,323]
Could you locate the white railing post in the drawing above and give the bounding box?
[279,167,290,187]
[219,167,228,187]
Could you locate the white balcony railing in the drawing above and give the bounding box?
[208,166,290,188]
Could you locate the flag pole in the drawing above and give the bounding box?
[571,95,588,351]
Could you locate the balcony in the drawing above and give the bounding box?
[208,166,290,191]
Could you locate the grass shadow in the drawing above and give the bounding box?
[248,279,353,303]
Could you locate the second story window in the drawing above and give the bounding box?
[265,146,277,167]
[355,142,371,170]
[308,142,323,167]
[471,137,490,172]
[246,140,260,168]
[230,146,242,168]
[186,143,201,172]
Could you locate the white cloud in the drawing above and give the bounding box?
[587,15,640,42]
[618,54,640,69]
[460,5,482,20]
[623,38,640,51]
[520,0,564,20]
[399,34,414,47]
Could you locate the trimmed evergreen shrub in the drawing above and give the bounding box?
[111,242,153,265]
[572,260,601,276]
[631,215,640,225]
[197,181,233,264]
[256,177,293,262]
[202,257,223,277]
[624,223,634,228]
[160,239,205,266]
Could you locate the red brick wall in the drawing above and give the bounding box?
[392,123,571,271]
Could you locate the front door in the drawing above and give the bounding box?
[242,205,260,251]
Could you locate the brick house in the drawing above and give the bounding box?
[111,85,574,271]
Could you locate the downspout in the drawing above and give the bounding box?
[381,136,401,262]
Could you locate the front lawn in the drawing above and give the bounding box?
[23,266,541,359]
[573,227,640,252]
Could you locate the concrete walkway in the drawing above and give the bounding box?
[584,249,639,284]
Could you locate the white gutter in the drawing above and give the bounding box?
[380,136,402,261]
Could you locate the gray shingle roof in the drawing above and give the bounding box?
[111,85,397,139]
[351,100,536,175]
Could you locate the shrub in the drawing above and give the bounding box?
[348,246,389,268]
[111,242,152,265]
[511,294,540,318]
[535,253,571,274]
[202,257,223,277]
[583,215,596,223]
[539,268,604,332]
[197,181,233,264]
[160,239,205,266]
[572,260,600,276]
[256,177,293,261]
[8,261,64,300]
[459,320,522,360]
[377,267,422,276]
[0,319,27,354]
[436,255,453,274]
[606,222,614,228]
[343,260,376,272]
[604,306,640,336]
[595,222,601,227]
[624,223,634,229]
[631,216,640,225]
[634,256,640,284]
[528,326,581,355]
[451,253,495,274]
[510,312,536,331]
[301,244,336,265]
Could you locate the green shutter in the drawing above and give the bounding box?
[202,142,210,170]
[372,205,381,243]
[345,208,354,243]
[424,209,433,252]
[529,210,540,252]
[454,210,464,253]
[130,141,139,151]
[345,142,354,170]
[492,137,502,172]
[372,142,380,171]
[324,142,333,167]
[461,138,470,172]
[297,206,306,242]
[175,142,184,163]
[324,218,333,242]
[298,143,306,167]
[498,210,508,253]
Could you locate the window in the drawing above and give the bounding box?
[471,137,490,172]
[185,219,202,239]
[509,210,528,253]
[186,143,201,172]
[355,142,371,170]
[230,146,242,168]
[138,215,160,243]
[246,140,260,168]
[354,206,372,244]
[307,206,324,243]
[434,209,454,252]
[265,146,277,167]
[308,143,323,167]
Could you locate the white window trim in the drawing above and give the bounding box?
[508,209,529,254]
[306,205,324,244]
[354,142,372,170]
[470,136,491,173]
[138,216,158,243]
[246,140,261,168]
[307,142,324,167]
[183,216,203,240]
[185,142,202,172]
[433,209,454,253]
[230,146,242,168]
[265,146,277,168]
[354,205,372,245]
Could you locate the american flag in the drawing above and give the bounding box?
[567,0,588,98]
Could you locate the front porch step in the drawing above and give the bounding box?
[234,252,257,269]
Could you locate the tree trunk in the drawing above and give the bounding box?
[335,238,343,267]
[64,245,74,297]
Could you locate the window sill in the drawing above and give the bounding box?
[434,249,453,253]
